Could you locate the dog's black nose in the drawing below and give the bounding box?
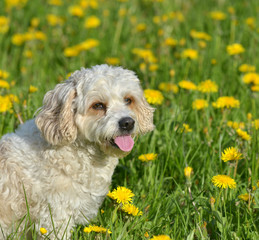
[119,117,135,131]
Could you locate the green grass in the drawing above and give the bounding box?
[0,0,259,239]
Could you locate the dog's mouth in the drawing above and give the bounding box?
[109,135,134,152]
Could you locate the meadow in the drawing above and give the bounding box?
[0,0,259,239]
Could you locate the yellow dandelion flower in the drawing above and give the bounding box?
[136,23,147,32]
[245,17,256,29]
[247,113,252,120]
[144,89,164,105]
[132,48,157,63]
[77,39,99,51]
[227,121,245,130]
[84,16,101,28]
[64,47,80,57]
[0,80,10,89]
[48,0,63,6]
[211,175,236,189]
[211,59,217,65]
[68,5,84,17]
[239,64,256,73]
[190,30,211,41]
[30,17,40,28]
[108,186,135,204]
[226,43,245,55]
[83,225,111,234]
[182,48,198,60]
[251,85,259,92]
[210,11,226,21]
[12,34,25,46]
[221,147,243,162]
[164,37,177,47]
[158,82,179,93]
[238,193,250,201]
[192,99,208,110]
[178,80,197,90]
[144,232,149,238]
[105,57,120,65]
[184,166,193,179]
[46,14,64,26]
[0,16,9,34]
[149,64,159,72]
[198,40,207,48]
[197,79,218,93]
[5,0,28,10]
[0,70,9,79]
[0,96,12,113]
[40,228,47,235]
[23,50,33,58]
[138,153,157,162]
[150,235,171,240]
[227,7,235,15]
[243,72,259,85]
[212,96,240,109]
[236,128,251,141]
[121,203,143,216]
[29,85,38,93]
[181,123,192,133]
[252,119,259,130]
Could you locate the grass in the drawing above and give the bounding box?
[0,0,259,239]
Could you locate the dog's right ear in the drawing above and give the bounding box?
[35,81,77,145]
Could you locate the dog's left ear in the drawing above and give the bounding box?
[135,96,155,134]
[35,81,77,145]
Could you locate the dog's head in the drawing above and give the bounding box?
[35,65,154,156]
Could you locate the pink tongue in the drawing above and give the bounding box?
[114,135,134,152]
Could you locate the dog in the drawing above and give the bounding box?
[0,64,154,239]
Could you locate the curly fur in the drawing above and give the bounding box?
[0,64,154,239]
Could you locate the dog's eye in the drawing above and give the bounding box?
[124,97,132,105]
[92,103,106,110]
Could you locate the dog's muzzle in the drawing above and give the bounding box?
[118,117,135,132]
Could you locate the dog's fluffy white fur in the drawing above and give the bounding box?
[0,64,154,239]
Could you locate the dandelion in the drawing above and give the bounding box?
[144,232,149,238]
[150,235,171,240]
[5,0,28,10]
[68,5,84,17]
[164,37,177,47]
[178,80,197,90]
[209,197,216,206]
[192,99,208,110]
[227,121,245,129]
[190,30,211,41]
[226,43,245,55]
[30,18,40,28]
[245,17,256,29]
[236,128,251,141]
[181,48,198,60]
[29,85,38,93]
[121,203,143,216]
[198,41,207,48]
[136,23,147,32]
[105,57,120,65]
[107,186,135,204]
[84,16,101,28]
[242,72,259,85]
[132,48,157,63]
[210,11,226,21]
[46,14,64,26]
[0,70,9,79]
[221,147,243,162]
[238,64,256,73]
[138,153,157,162]
[251,85,259,92]
[40,228,47,235]
[197,79,218,93]
[252,119,259,130]
[211,59,217,65]
[181,123,192,133]
[0,80,10,89]
[211,175,236,189]
[48,0,63,6]
[149,64,159,72]
[184,166,193,179]
[212,96,240,109]
[158,82,179,93]
[0,16,9,34]
[83,225,111,234]
[238,193,250,201]
[144,89,164,105]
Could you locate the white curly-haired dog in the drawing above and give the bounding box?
[0,64,154,239]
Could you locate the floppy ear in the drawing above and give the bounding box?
[35,81,77,145]
[135,96,155,134]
